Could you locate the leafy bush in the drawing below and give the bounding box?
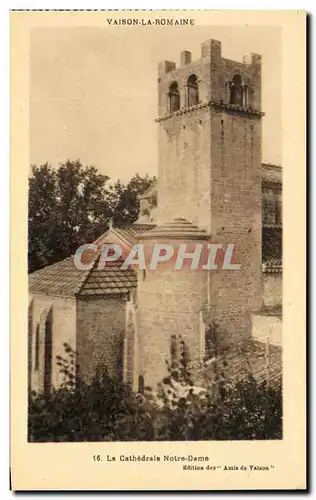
[28,339,282,442]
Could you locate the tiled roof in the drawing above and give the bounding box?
[200,340,282,387]
[262,163,282,185]
[79,259,137,296]
[28,257,89,297]
[140,217,209,240]
[29,225,152,298]
[111,226,149,247]
[30,207,283,298]
[29,255,137,298]
[255,305,282,318]
[246,340,282,385]
[94,224,152,248]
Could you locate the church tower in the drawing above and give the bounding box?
[156,39,262,233]
[136,39,263,388]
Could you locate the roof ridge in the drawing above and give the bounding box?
[75,249,104,295]
[112,226,136,247]
[75,267,93,296]
[29,256,73,276]
[262,162,282,169]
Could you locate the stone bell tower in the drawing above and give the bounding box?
[136,39,264,388]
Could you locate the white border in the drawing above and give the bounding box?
[2,2,312,498]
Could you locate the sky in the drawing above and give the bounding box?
[30,25,281,183]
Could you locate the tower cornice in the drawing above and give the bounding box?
[155,100,265,122]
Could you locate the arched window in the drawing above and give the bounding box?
[187,74,199,106]
[43,309,53,395]
[168,82,180,113]
[28,299,33,392]
[230,74,243,106]
[35,324,40,371]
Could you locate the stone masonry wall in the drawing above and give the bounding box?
[157,109,212,232]
[136,239,207,388]
[76,296,126,382]
[30,293,76,393]
[156,39,263,351]
[208,109,262,346]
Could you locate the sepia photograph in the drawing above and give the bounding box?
[10,10,306,491]
[27,23,283,443]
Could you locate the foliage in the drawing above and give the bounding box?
[28,161,111,272]
[147,192,157,209]
[28,161,155,272]
[152,335,208,441]
[28,339,282,442]
[105,174,155,226]
[28,343,154,442]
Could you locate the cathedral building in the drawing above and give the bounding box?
[28,38,282,394]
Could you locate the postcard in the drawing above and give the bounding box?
[10,10,306,490]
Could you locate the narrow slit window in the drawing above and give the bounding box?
[275,200,282,226]
[138,375,145,394]
[35,324,40,371]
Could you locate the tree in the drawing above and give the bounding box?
[28,161,155,273]
[28,338,282,442]
[28,160,111,272]
[106,174,156,225]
